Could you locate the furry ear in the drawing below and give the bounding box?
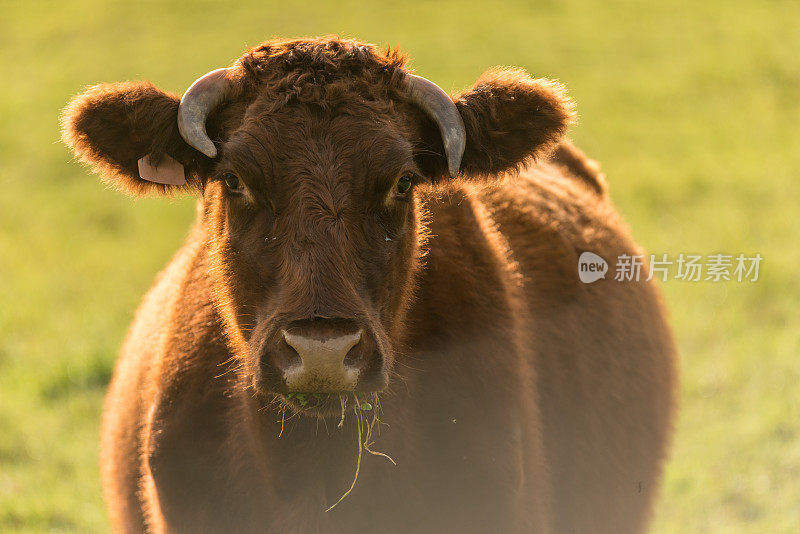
[414,68,576,180]
[61,81,207,196]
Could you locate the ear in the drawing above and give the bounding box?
[415,68,576,180]
[61,81,208,196]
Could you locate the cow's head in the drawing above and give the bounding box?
[62,38,573,414]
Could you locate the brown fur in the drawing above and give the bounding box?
[62,37,676,534]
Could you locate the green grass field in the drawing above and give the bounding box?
[1,0,798,531]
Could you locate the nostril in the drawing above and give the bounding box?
[342,344,366,368]
[262,337,302,380]
[277,337,302,370]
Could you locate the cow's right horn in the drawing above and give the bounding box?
[177,68,234,158]
[405,74,466,178]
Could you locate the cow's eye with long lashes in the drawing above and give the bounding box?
[396,174,413,195]
[222,172,242,192]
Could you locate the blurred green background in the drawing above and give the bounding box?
[1,0,798,531]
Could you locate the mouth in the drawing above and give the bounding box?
[279,392,377,419]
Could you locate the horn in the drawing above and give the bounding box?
[177,68,234,158]
[405,74,466,177]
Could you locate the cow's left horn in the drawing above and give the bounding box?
[405,74,466,177]
[177,68,234,158]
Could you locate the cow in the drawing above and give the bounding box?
[61,37,677,534]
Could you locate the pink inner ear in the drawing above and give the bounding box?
[137,154,186,185]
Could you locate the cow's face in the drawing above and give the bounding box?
[62,38,574,415]
[205,101,426,403]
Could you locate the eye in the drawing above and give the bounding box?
[222,172,242,192]
[396,174,413,195]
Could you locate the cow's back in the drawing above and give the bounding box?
[477,147,677,533]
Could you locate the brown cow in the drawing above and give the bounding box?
[62,37,676,534]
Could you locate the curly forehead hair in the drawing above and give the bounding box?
[231,37,411,106]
